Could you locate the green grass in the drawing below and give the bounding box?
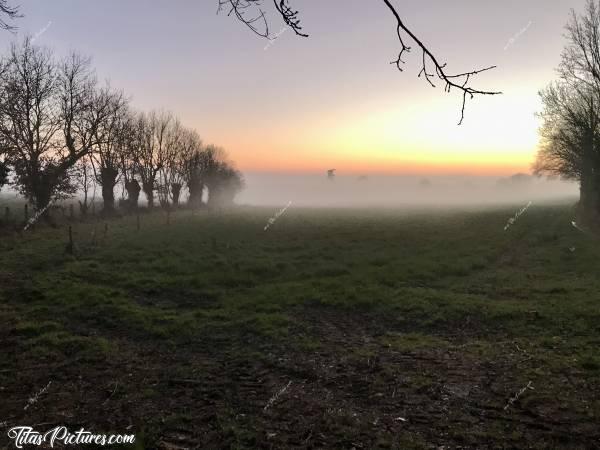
[1,202,599,448]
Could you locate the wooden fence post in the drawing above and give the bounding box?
[66,225,74,254]
[4,206,9,222]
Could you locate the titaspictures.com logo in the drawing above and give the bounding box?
[7,426,135,448]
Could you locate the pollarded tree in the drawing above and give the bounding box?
[156,118,180,208]
[205,160,244,207]
[89,89,129,213]
[157,119,190,208]
[132,110,172,208]
[117,113,142,210]
[179,131,208,207]
[186,144,244,207]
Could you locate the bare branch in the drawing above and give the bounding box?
[220,0,501,125]
[272,0,307,37]
[382,0,501,125]
[0,0,22,32]
[217,0,271,38]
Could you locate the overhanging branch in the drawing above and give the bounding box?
[382,0,501,125]
[220,0,501,124]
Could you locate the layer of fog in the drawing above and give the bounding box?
[0,172,579,209]
[238,173,579,208]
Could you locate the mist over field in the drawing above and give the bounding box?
[238,172,579,207]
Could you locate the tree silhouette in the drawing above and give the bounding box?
[535,0,600,223]
[0,40,114,213]
[218,0,501,124]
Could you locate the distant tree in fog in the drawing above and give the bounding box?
[219,0,500,124]
[497,173,533,188]
[179,132,208,207]
[419,178,432,188]
[181,143,243,208]
[205,155,244,207]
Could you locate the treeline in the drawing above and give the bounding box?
[0,38,243,217]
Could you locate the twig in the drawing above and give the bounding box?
[381,0,501,125]
[504,381,533,411]
[103,381,119,405]
[264,380,292,411]
[24,381,52,411]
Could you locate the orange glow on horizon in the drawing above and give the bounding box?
[214,86,542,178]
[234,151,532,176]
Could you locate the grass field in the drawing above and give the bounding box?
[1,202,599,449]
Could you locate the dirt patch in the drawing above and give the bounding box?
[1,306,598,449]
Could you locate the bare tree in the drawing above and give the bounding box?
[219,0,500,124]
[560,1,600,91]
[117,114,142,211]
[132,111,172,208]
[181,142,221,208]
[89,89,128,213]
[157,119,189,208]
[181,142,243,207]
[536,0,600,223]
[73,155,96,216]
[0,39,66,211]
[535,82,600,220]
[205,158,244,207]
[0,39,111,214]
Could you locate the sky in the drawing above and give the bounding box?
[2,0,589,176]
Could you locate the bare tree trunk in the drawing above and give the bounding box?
[188,181,204,207]
[171,183,182,207]
[143,182,154,208]
[125,179,141,212]
[100,167,118,213]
